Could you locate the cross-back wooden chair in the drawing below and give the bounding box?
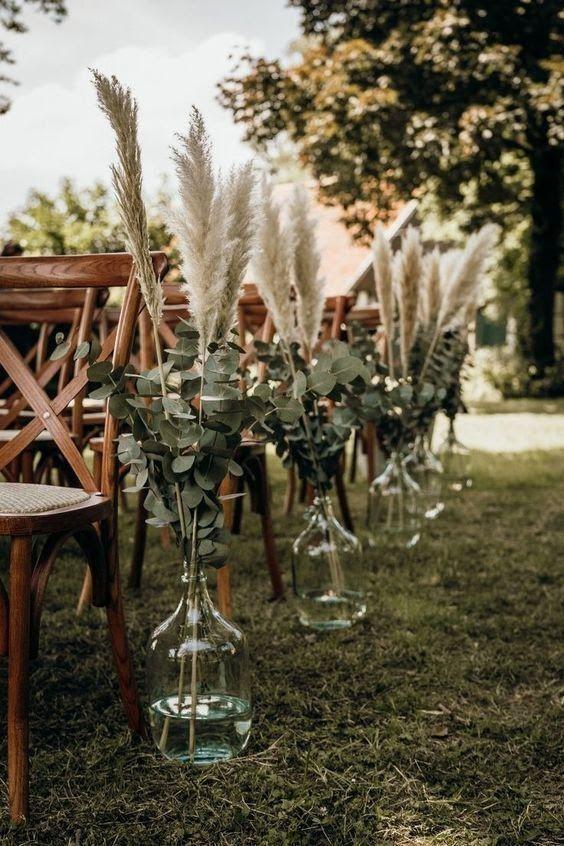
[0,287,109,485]
[0,251,166,824]
[122,283,284,619]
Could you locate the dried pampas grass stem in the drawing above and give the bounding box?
[168,106,231,351]
[420,248,441,327]
[420,224,497,380]
[395,227,422,378]
[92,70,163,326]
[289,184,325,359]
[214,161,256,342]
[252,177,297,345]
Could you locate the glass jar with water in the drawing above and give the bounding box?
[292,495,367,630]
[147,561,251,765]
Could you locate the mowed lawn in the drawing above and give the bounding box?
[0,408,562,845]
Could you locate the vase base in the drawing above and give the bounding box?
[150,693,252,765]
[296,589,366,630]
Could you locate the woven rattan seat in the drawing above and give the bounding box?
[0,483,90,515]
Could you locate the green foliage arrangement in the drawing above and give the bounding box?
[90,72,262,575]
[348,222,497,453]
[253,337,368,494]
[88,321,271,568]
[251,179,370,496]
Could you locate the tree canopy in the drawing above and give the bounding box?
[220,0,563,373]
[3,177,178,273]
[1,0,67,113]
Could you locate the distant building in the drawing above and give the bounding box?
[271,182,418,298]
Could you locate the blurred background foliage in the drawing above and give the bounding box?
[3,177,180,280]
[1,0,562,397]
[219,0,563,392]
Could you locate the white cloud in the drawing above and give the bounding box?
[0,32,261,223]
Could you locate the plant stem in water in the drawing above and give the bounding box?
[283,343,345,595]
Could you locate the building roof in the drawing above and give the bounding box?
[270,183,418,297]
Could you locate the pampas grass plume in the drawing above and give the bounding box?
[289,184,325,357]
[437,224,497,331]
[214,161,256,341]
[252,177,297,345]
[167,107,231,349]
[395,226,422,377]
[92,70,163,325]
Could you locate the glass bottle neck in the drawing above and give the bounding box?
[180,558,210,599]
[309,494,337,526]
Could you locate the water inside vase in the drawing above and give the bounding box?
[149,693,252,765]
[295,588,367,631]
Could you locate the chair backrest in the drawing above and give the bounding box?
[0,252,167,497]
[0,287,109,439]
[320,294,357,343]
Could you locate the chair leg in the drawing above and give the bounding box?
[128,491,148,590]
[76,450,103,614]
[283,466,296,516]
[8,535,32,824]
[365,422,376,483]
[335,465,354,533]
[257,453,284,599]
[21,451,34,484]
[230,475,245,536]
[216,565,232,619]
[102,517,146,737]
[159,526,171,549]
[76,569,93,616]
[349,430,359,484]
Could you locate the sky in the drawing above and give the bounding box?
[0,0,301,225]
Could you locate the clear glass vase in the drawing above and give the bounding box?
[367,451,422,549]
[437,419,472,493]
[292,495,367,631]
[147,562,252,765]
[403,433,444,520]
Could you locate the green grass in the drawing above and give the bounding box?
[0,437,563,844]
[469,397,564,415]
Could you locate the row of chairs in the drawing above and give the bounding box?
[0,252,380,822]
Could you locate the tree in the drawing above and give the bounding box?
[1,0,67,113]
[219,0,563,374]
[3,177,179,271]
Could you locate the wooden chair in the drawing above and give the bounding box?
[0,252,166,823]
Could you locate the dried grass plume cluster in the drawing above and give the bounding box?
[253,180,325,356]
[371,222,497,380]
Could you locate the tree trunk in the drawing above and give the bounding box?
[525,145,562,372]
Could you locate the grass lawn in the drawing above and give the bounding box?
[0,420,562,844]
